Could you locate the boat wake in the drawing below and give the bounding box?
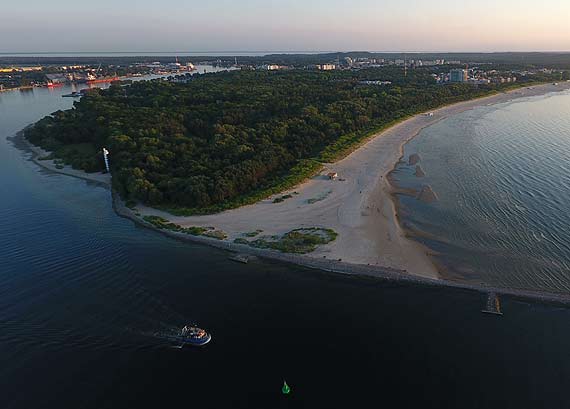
[150,324,212,347]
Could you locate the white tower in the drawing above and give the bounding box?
[102,148,110,173]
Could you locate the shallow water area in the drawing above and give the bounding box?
[391,90,570,293]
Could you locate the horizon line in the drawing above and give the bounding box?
[2,50,570,55]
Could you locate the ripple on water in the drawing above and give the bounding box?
[392,90,570,294]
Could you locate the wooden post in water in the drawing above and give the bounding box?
[481,292,503,315]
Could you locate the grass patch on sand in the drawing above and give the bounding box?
[307,190,332,204]
[142,215,225,239]
[272,194,293,203]
[234,227,337,254]
[202,230,228,240]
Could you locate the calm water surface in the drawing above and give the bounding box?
[392,90,570,294]
[2,83,570,408]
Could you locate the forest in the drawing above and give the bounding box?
[24,67,547,213]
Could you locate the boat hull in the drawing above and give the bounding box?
[187,334,212,346]
[166,333,212,346]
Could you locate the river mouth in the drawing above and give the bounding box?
[5,74,570,408]
[390,89,570,294]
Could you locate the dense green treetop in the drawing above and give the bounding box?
[25,67,548,213]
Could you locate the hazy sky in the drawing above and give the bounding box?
[2,0,569,53]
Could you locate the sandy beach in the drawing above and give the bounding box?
[20,81,570,283]
[20,135,111,186]
[132,81,570,280]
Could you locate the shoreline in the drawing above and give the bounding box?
[16,80,570,305]
[136,81,570,280]
[15,130,111,187]
[110,189,570,306]
[387,81,570,285]
[0,86,35,93]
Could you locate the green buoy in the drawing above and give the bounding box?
[282,380,291,395]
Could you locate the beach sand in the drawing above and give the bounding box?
[134,82,570,280]
[22,137,111,186]
[21,81,570,282]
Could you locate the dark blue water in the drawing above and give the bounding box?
[392,90,570,294]
[3,85,570,408]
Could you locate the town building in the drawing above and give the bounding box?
[449,69,468,83]
[45,73,68,84]
[259,64,282,70]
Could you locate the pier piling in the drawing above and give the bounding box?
[481,292,503,315]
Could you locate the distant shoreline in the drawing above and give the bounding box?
[15,130,111,187]
[135,81,570,279]
[17,80,570,306]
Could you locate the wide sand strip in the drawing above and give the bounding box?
[21,82,570,280]
[135,82,570,279]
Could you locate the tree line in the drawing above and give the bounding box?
[25,67,547,213]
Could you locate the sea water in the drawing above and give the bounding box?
[2,82,570,408]
[391,90,570,294]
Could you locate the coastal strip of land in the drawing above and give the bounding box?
[135,82,570,279]
[19,81,570,286]
[18,132,111,186]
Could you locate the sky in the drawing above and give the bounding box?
[2,0,570,53]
